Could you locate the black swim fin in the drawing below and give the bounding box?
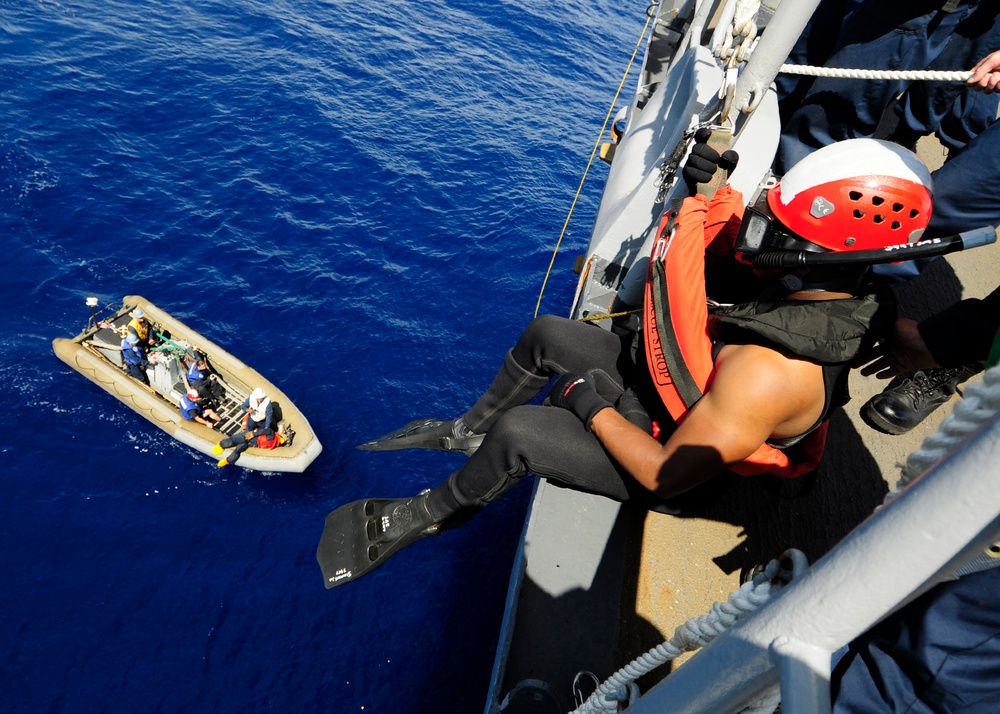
[317,492,442,589]
[355,418,484,455]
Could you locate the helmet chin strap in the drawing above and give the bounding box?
[778,266,867,295]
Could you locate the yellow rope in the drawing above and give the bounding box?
[576,308,642,323]
[533,6,657,318]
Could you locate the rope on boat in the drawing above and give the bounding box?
[533,8,656,319]
[570,550,809,714]
[778,65,973,82]
[151,330,196,359]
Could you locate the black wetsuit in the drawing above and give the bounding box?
[427,293,884,519]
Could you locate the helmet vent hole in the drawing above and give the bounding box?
[892,202,904,212]
[909,209,920,218]
[891,221,902,230]
[849,190,863,201]
[873,215,885,224]
[871,196,885,206]
[853,209,866,219]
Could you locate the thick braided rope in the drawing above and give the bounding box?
[571,560,782,714]
[780,65,972,82]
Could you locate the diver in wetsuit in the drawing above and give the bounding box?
[317,137,987,589]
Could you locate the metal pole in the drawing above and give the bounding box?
[727,0,823,124]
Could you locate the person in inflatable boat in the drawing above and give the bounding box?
[241,387,274,432]
[317,136,992,589]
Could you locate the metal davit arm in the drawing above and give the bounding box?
[626,376,1000,714]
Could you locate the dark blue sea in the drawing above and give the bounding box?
[1,1,642,711]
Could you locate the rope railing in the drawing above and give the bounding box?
[887,365,1000,499]
[571,551,809,714]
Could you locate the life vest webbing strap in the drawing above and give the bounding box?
[650,257,704,409]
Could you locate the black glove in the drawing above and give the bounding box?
[682,127,740,192]
[548,373,612,429]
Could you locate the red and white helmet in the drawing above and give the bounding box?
[767,138,933,252]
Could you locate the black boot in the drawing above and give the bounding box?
[862,363,984,435]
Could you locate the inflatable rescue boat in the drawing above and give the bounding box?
[53,295,322,473]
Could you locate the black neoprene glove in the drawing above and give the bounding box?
[682,127,739,193]
[548,373,612,430]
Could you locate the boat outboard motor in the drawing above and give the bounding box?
[733,138,996,287]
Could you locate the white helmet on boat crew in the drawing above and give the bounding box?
[766,139,934,252]
[250,387,266,403]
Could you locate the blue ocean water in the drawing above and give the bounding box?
[1,1,642,711]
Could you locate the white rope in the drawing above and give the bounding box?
[717,0,761,107]
[780,64,973,82]
[720,0,762,66]
[570,551,808,714]
[884,365,1000,501]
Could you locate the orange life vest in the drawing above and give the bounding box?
[256,431,284,449]
[641,188,826,479]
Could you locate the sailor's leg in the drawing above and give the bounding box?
[462,314,632,433]
[832,567,1000,712]
[225,440,255,465]
[319,403,652,588]
[126,363,150,385]
[214,431,251,466]
[438,404,641,511]
[209,379,226,401]
[357,315,633,454]
[923,121,1000,238]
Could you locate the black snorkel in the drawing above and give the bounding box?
[750,226,997,269]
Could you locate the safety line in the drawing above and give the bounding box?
[533,5,657,318]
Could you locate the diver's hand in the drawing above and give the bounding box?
[683,127,740,193]
[548,373,612,429]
